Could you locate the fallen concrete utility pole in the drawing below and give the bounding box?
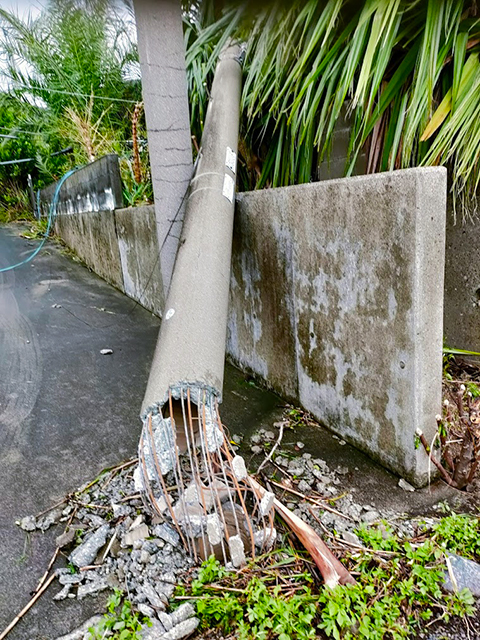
[137,42,267,569]
[137,42,354,586]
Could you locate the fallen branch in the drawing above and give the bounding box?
[416,429,458,488]
[0,573,56,640]
[33,547,59,595]
[248,476,355,588]
[257,421,284,474]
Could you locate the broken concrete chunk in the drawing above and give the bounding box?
[297,480,311,494]
[69,524,110,568]
[157,572,177,584]
[53,584,71,601]
[36,508,63,531]
[157,611,173,631]
[129,514,145,530]
[112,502,133,518]
[140,582,166,610]
[170,603,196,626]
[58,572,83,586]
[254,527,277,550]
[100,348,113,355]
[85,514,106,528]
[342,531,361,546]
[228,534,246,568]
[206,513,223,546]
[183,482,199,504]
[232,455,248,481]
[162,617,200,640]
[137,603,155,619]
[398,478,415,492]
[157,581,175,601]
[260,491,275,517]
[153,523,180,547]
[362,510,380,524]
[77,576,109,599]
[173,500,204,523]
[17,515,36,531]
[140,619,166,639]
[133,466,145,492]
[444,552,480,597]
[123,523,149,547]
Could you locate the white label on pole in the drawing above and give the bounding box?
[222,174,235,203]
[225,146,237,174]
[165,308,175,320]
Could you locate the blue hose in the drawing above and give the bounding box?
[0,167,80,273]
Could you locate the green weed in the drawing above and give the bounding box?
[180,521,477,640]
[87,589,151,640]
[431,511,480,560]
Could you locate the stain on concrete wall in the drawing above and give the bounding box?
[39,155,123,216]
[229,168,447,485]
[55,211,124,291]
[115,206,164,316]
[228,190,298,400]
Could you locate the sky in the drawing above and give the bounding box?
[0,0,43,19]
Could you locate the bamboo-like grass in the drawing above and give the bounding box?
[185,0,480,216]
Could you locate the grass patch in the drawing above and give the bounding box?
[174,514,478,639]
[88,589,151,640]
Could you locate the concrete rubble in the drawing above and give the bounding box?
[18,463,197,640]
[14,419,479,640]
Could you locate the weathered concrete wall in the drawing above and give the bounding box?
[39,155,123,216]
[229,168,447,485]
[115,206,164,317]
[55,211,124,291]
[48,165,447,485]
[444,204,480,355]
[54,207,163,315]
[39,157,162,314]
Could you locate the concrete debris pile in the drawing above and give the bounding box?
[246,427,417,541]
[18,461,199,640]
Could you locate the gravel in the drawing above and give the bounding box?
[15,461,196,640]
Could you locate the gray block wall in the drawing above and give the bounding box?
[38,154,124,217]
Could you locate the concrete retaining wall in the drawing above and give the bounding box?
[229,168,447,485]
[39,154,124,216]
[444,205,480,356]
[44,161,448,484]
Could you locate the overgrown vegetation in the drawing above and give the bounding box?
[175,513,479,639]
[186,0,480,214]
[417,354,480,489]
[0,0,151,216]
[2,0,480,219]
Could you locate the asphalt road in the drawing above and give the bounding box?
[0,224,283,639]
